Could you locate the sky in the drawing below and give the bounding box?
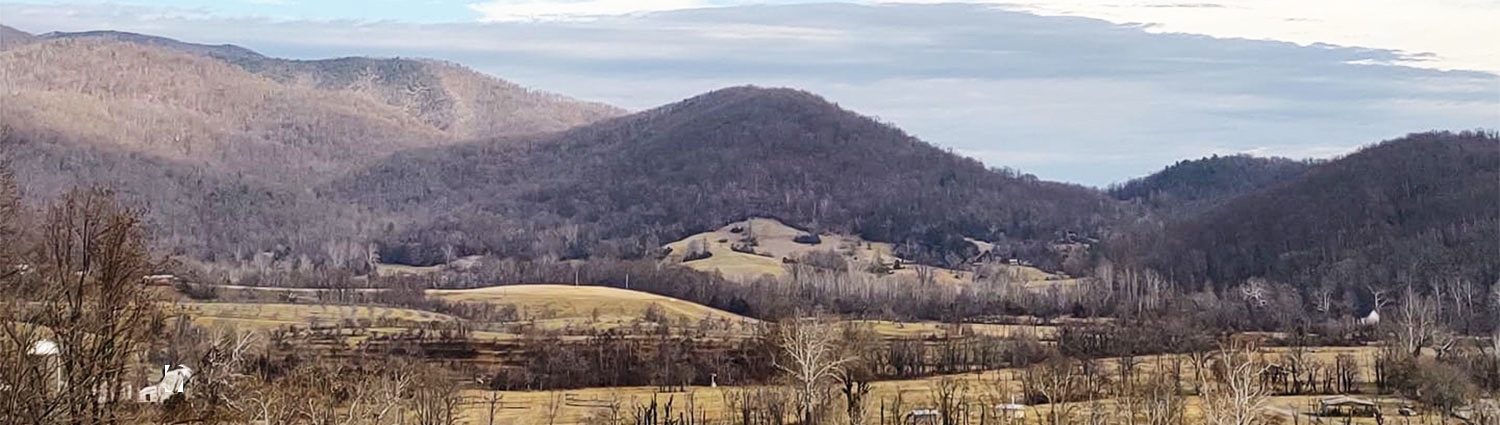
[1,1,1496,186]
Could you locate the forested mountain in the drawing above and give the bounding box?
[334,86,1119,266]
[40,30,625,140]
[1109,154,1312,215]
[0,25,36,50]
[0,27,621,264]
[1128,131,1499,293]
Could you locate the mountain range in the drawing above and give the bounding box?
[1,25,1494,293]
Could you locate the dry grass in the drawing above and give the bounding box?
[176,302,457,331]
[459,345,1389,425]
[427,284,761,331]
[855,320,1059,340]
[662,218,1062,287]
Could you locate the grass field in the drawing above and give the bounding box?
[854,320,1059,340]
[455,346,1399,425]
[178,302,457,330]
[663,218,1065,287]
[428,284,761,331]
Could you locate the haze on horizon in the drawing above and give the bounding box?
[2,0,1495,186]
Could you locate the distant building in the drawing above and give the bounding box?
[995,403,1027,419]
[905,409,940,425]
[1358,309,1380,326]
[1319,396,1379,417]
[138,365,192,403]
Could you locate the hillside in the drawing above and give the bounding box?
[0,25,36,50]
[0,31,623,263]
[337,86,1118,267]
[42,30,625,140]
[1145,131,1499,292]
[1109,154,1312,215]
[0,38,447,176]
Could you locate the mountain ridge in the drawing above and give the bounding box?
[335,85,1118,268]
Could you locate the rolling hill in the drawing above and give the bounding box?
[336,86,1119,268]
[1110,154,1313,215]
[0,24,36,50]
[1143,131,1499,292]
[0,27,623,263]
[40,29,625,141]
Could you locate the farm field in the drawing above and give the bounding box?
[178,302,458,330]
[662,218,1074,287]
[456,346,1393,425]
[428,284,762,331]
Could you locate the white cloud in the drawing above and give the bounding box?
[3,2,1494,185]
[467,0,712,22]
[471,0,1500,72]
[996,0,1500,73]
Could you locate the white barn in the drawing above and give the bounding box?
[138,365,192,403]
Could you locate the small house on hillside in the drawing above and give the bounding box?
[1357,309,1380,326]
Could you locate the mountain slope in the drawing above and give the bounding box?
[0,32,620,263]
[0,25,36,51]
[41,30,624,140]
[1148,131,1499,291]
[1110,154,1312,215]
[335,86,1117,267]
[0,38,447,176]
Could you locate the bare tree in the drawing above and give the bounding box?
[1024,357,1083,425]
[1199,340,1270,425]
[774,316,855,425]
[411,367,462,425]
[1393,285,1438,357]
[931,376,967,425]
[544,390,566,425]
[838,369,872,425]
[22,189,162,425]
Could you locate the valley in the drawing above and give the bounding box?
[0,22,1496,425]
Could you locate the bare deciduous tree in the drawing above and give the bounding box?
[1025,357,1083,425]
[774,316,854,425]
[1200,340,1270,425]
[1393,285,1439,357]
[17,189,162,425]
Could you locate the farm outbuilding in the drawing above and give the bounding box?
[1318,396,1379,417]
[995,403,1027,419]
[904,409,940,425]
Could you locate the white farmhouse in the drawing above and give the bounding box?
[138,365,192,403]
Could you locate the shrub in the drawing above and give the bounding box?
[798,250,848,271]
[792,234,822,245]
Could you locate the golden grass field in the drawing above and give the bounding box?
[662,218,1072,287]
[853,320,1059,340]
[456,346,1399,425]
[375,255,485,276]
[178,302,458,330]
[428,284,761,331]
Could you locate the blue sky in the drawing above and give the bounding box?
[2,1,1496,186]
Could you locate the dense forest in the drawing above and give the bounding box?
[1111,131,1499,296]
[334,86,1118,267]
[1109,154,1312,215]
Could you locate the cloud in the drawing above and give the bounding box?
[467,0,712,22]
[2,2,1495,185]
